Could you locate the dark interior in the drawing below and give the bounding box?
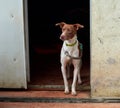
[28,0,90,88]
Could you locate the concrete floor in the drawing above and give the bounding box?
[0,90,90,98]
[1,102,120,108]
[0,90,120,108]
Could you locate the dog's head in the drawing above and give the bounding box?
[56,22,84,41]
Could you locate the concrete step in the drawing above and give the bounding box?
[1,102,120,108]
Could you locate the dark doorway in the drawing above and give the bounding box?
[28,0,90,90]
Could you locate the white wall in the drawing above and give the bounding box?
[91,0,120,97]
[0,0,27,88]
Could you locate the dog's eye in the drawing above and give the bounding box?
[62,28,65,31]
[67,29,70,31]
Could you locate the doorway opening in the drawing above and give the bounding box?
[28,0,90,92]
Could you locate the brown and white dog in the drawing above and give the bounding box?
[56,22,84,95]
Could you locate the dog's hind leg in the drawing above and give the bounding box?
[78,60,82,84]
[66,63,71,79]
[78,71,82,84]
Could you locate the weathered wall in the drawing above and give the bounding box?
[91,0,120,98]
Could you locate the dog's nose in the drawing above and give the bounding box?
[60,35,65,40]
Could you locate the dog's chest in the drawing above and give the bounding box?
[61,41,80,58]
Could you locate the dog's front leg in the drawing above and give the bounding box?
[72,60,80,95]
[61,63,69,94]
[71,68,79,95]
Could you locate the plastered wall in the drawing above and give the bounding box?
[91,0,120,98]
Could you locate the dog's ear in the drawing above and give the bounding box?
[73,24,84,30]
[55,22,66,28]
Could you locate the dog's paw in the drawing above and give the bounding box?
[64,89,70,94]
[71,91,77,96]
[78,80,82,85]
